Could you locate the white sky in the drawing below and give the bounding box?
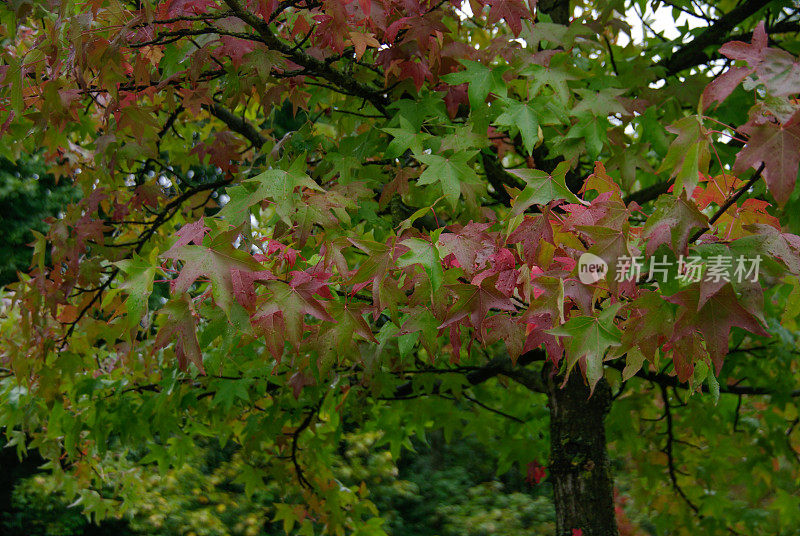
[619,3,707,47]
[457,2,708,46]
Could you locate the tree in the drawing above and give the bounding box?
[1,0,800,534]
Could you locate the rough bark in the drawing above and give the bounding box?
[547,372,618,536]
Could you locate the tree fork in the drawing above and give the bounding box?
[547,371,618,536]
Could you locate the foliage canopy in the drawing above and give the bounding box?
[2,0,800,534]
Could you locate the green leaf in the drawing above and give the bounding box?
[441,60,509,109]
[658,115,711,196]
[566,112,610,159]
[508,161,584,214]
[115,253,160,330]
[398,238,444,293]
[383,116,429,158]
[493,98,540,155]
[417,151,479,210]
[217,165,323,225]
[548,304,623,391]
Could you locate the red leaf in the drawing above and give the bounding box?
[525,460,547,485]
[288,372,314,399]
[164,218,209,257]
[155,297,205,373]
[159,0,218,18]
[733,110,800,206]
[718,21,767,65]
[702,66,751,110]
[485,0,530,37]
[483,313,526,362]
[507,212,554,267]
[231,268,276,310]
[439,277,516,334]
[665,283,768,374]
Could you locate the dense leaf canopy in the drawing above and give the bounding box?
[2,0,800,534]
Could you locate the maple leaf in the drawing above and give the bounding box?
[348,31,380,61]
[525,460,547,485]
[702,66,752,110]
[714,198,780,239]
[231,268,277,311]
[757,48,800,97]
[383,116,430,158]
[702,22,767,108]
[155,297,204,373]
[736,223,800,274]
[163,231,265,313]
[579,161,623,199]
[437,222,495,277]
[578,225,632,292]
[217,164,324,225]
[641,193,708,255]
[399,307,441,359]
[484,0,530,36]
[733,110,800,206]
[561,191,629,231]
[507,211,555,267]
[521,55,580,104]
[548,304,623,392]
[658,115,711,197]
[718,21,767,66]
[287,372,314,399]
[441,60,509,109]
[439,277,517,335]
[663,331,707,383]
[665,283,769,374]
[417,151,479,210]
[163,218,209,257]
[566,112,610,160]
[255,274,336,347]
[524,274,565,324]
[317,301,378,358]
[613,291,675,363]
[115,254,159,330]
[398,238,444,293]
[693,173,743,210]
[348,238,409,319]
[483,313,526,362]
[509,162,585,215]
[493,98,540,155]
[159,0,217,18]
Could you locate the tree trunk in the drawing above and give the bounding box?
[547,372,618,536]
[533,1,617,533]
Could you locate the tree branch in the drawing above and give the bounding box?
[660,0,774,76]
[608,359,800,398]
[221,0,389,116]
[207,103,267,149]
[391,350,547,399]
[690,162,764,243]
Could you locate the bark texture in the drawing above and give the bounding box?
[547,372,618,536]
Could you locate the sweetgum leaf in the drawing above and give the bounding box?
[417,151,479,210]
[666,283,769,374]
[733,111,800,206]
[548,304,623,392]
[509,161,584,215]
[658,115,711,196]
[398,237,444,293]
